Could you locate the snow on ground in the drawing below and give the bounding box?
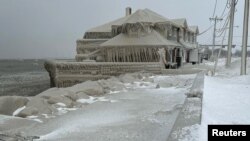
[0,73,195,141]
[34,75,193,141]
[12,106,26,116]
[2,58,249,141]
[35,87,188,141]
[181,57,250,141]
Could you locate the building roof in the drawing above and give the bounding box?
[180,40,197,49]
[125,9,169,23]
[189,26,199,34]
[171,18,188,28]
[87,9,172,33]
[100,30,181,48]
[86,16,130,33]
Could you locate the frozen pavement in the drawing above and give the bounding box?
[0,73,195,141]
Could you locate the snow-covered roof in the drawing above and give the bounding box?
[86,16,130,33]
[180,40,197,49]
[189,26,199,34]
[171,18,188,28]
[87,9,172,33]
[125,9,169,23]
[101,30,181,48]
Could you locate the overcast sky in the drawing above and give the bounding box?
[0,0,246,59]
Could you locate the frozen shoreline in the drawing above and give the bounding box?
[0,72,195,141]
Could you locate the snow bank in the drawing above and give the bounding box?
[182,58,250,141]
[0,71,197,141]
[199,74,250,140]
[0,96,28,116]
[0,72,163,120]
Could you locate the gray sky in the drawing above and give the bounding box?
[0,0,245,59]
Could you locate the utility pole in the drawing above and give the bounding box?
[210,16,223,61]
[226,0,236,67]
[241,0,249,75]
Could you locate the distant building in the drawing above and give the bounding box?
[45,8,200,87]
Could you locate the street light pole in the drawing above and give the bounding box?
[226,0,236,67]
[241,0,249,75]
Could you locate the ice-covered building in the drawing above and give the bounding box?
[45,8,199,87]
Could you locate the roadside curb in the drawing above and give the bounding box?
[167,72,205,141]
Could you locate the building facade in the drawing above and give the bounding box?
[45,8,199,87]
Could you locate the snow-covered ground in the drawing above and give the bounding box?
[2,58,248,141]
[0,73,195,141]
[180,57,250,141]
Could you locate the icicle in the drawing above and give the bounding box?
[130,47,133,62]
[125,48,128,62]
[123,48,125,62]
[106,49,109,62]
[116,49,119,62]
[153,48,156,61]
[111,48,114,62]
[144,48,148,62]
[133,47,136,62]
[131,47,135,62]
[131,47,134,62]
[146,48,150,62]
[170,49,173,63]
[136,48,140,62]
[114,48,116,62]
[140,48,143,62]
[174,48,177,63]
[148,48,152,62]
[134,47,137,62]
[139,48,142,62]
[128,48,131,62]
[143,48,146,62]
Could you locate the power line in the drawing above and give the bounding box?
[199,0,228,37]
[216,15,230,37]
[212,0,218,17]
[217,0,239,39]
[220,0,230,18]
[231,36,250,37]
[198,25,214,36]
[210,16,223,59]
[217,1,233,35]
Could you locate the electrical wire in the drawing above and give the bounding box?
[217,18,229,38]
[212,0,218,17]
[198,25,214,36]
[216,14,230,37]
[220,0,230,18]
[217,0,239,38]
